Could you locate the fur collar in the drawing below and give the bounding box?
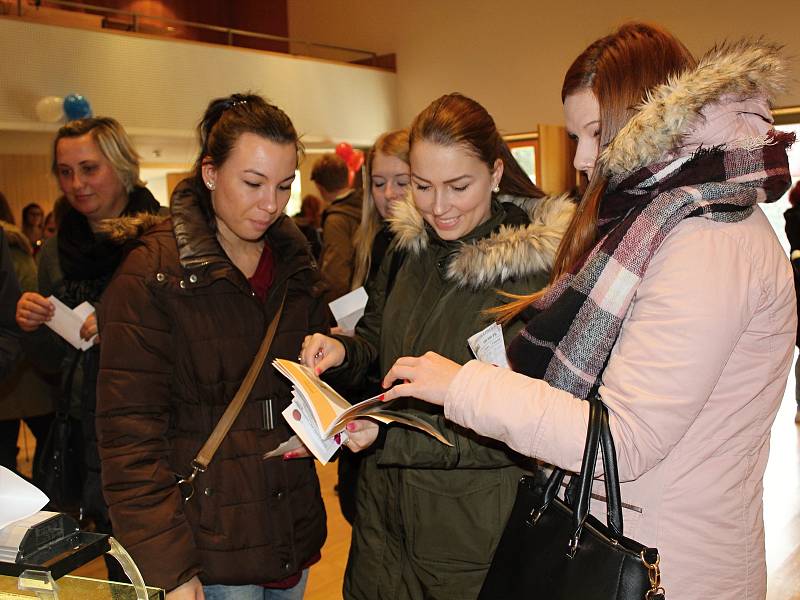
[98,212,168,243]
[389,193,574,288]
[0,221,34,255]
[600,39,788,176]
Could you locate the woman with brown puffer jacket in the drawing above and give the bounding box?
[96,94,328,600]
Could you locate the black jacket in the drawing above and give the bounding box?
[26,186,161,521]
[0,229,21,381]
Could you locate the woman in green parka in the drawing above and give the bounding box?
[299,93,574,600]
[0,214,57,476]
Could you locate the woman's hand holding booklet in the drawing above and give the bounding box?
[269,359,452,464]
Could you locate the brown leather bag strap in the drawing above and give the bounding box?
[190,291,286,476]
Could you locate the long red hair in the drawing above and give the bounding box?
[494,23,696,322]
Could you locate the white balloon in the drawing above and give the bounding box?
[35,96,64,123]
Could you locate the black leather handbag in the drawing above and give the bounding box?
[35,352,83,512]
[479,396,666,600]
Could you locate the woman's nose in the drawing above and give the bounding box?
[432,190,448,216]
[70,170,84,190]
[574,139,598,175]
[259,189,278,213]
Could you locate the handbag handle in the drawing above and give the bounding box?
[532,396,624,550]
[55,350,82,415]
[598,400,623,537]
[567,395,604,554]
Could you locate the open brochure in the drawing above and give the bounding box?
[272,358,452,464]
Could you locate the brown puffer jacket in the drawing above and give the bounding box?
[319,190,362,303]
[96,180,328,592]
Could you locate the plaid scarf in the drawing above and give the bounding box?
[506,130,794,398]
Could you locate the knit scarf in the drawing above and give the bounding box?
[57,186,160,307]
[506,130,794,398]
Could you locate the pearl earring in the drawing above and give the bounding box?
[493,185,500,193]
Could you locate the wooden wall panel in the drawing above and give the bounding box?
[166,170,192,204]
[537,124,578,196]
[0,155,60,225]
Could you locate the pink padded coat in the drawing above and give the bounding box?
[445,206,795,599]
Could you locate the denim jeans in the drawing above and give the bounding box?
[203,569,309,600]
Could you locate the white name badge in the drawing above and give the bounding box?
[467,322,510,369]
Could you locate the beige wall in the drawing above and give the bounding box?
[0,17,398,147]
[288,0,800,134]
[0,16,399,213]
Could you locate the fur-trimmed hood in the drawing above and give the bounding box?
[600,39,788,176]
[98,212,168,243]
[0,220,34,255]
[388,192,574,288]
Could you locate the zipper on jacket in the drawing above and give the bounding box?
[261,398,275,430]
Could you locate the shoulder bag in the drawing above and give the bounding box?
[479,395,666,600]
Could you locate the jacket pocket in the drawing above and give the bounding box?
[404,468,505,567]
[194,469,222,536]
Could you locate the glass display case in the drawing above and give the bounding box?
[0,573,164,599]
[0,512,163,600]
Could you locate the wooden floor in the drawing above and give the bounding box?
[14,362,800,598]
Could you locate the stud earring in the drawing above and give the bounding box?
[206,181,215,190]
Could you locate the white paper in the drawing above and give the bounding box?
[45,297,96,351]
[262,435,304,459]
[0,466,49,531]
[328,287,369,333]
[281,401,343,465]
[468,322,510,369]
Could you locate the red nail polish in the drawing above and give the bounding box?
[315,367,321,375]
[283,452,295,460]
[378,394,385,401]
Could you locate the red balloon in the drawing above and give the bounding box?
[347,150,365,172]
[335,142,354,161]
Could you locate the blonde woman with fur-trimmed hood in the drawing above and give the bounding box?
[299,93,574,599]
[377,24,796,600]
[336,129,411,527]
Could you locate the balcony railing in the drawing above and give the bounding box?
[4,0,393,69]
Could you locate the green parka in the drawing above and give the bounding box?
[331,193,574,600]
[0,222,58,422]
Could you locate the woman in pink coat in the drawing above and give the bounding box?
[375,24,796,599]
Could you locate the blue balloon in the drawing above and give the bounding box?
[63,94,92,121]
